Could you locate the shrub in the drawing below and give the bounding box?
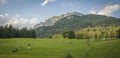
[65,54,73,58]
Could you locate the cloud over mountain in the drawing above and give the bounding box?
[0,14,39,28]
[88,4,120,16]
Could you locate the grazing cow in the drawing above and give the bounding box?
[65,40,70,44]
[28,43,31,46]
[27,43,31,50]
[27,46,31,50]
[12,48,18,53]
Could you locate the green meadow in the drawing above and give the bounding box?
[0,38,120,58]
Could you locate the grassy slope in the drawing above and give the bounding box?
[0,38,120,58]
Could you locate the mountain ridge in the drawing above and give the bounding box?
[35,12,120,38]
[34,12,83,28]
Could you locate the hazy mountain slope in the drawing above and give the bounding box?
[35,13,120,38]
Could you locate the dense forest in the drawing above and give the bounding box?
[0,25,36,38]
[52,25,120,39]
[75,25,120,39]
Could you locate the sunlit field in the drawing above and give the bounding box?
[0,38,120,58]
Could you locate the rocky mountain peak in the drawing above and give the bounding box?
[34,12,83,28]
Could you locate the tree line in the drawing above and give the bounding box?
[75,25,120,39]
[0,25,36,38]
[52,25,120,39]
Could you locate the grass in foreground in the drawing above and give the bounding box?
[0,38,87,58]
[87,39,120,58]
[0,38,120,58]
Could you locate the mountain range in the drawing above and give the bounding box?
[35,12,120,38]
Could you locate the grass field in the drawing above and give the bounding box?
[0,38,120,58]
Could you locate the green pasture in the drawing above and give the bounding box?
[0,38,120,58]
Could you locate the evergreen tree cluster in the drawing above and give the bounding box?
[0,25,36,38]
[62,31,75,39]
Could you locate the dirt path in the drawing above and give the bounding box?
[83,39,93,58]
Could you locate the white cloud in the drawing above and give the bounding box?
[5,13,8,16]
[88,4,120,16]
[0,15,4,18]
[41,0,56,6]
[98,4,120,16]
[0,0,7,5]
[0,14,39,28]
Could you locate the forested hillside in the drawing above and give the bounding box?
[35,13,120,38]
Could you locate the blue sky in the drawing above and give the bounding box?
[0,0,120,28]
